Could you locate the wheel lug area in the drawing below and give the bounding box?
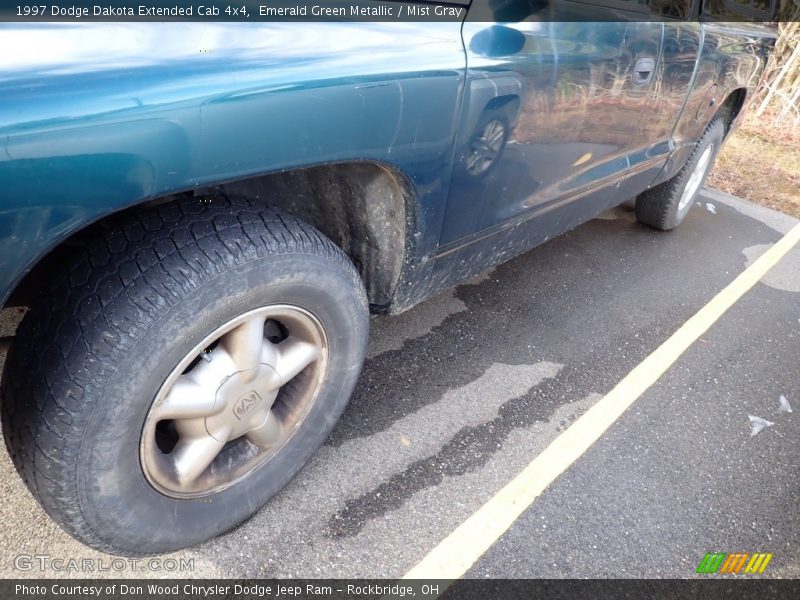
[205,364,280,442]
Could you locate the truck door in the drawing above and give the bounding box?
[438,1,664,259]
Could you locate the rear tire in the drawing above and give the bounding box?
[635,118,724,231]
[457,109,511,179]
[1,196,368,554]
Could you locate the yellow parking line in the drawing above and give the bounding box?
[403,222,800,582]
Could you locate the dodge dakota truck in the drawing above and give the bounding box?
[0,1,777,553]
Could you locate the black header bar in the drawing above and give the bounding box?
[0,0,795,23]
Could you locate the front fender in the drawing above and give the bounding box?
[0,22,466,305]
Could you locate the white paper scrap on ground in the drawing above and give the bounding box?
[778,394,793,413]
[749,415,775,437]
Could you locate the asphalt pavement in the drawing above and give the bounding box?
[0,188,797,579]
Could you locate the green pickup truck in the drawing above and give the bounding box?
[0,1,777,553]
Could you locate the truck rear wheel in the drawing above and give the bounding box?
[1,196,368,554]
[635,117,725,231]
[462,112,510,178]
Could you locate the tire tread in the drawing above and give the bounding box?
[635,117,725,231]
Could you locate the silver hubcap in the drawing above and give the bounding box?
[140,305,327,498]
[678,144,714,214]
[466,119,506,176]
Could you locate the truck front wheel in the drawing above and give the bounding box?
[635,117,725,231]
[1,196,368,554]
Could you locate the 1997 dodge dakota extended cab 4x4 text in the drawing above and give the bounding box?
[0,1,777,553]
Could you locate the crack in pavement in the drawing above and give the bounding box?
[327,362,567,539]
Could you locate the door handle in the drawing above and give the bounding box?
[632,57,655,85]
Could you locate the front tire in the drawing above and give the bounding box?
[635,117,725,231]
[1,196,368,554]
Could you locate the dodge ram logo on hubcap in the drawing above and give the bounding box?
[233,390,262,420]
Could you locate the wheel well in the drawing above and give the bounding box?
[485,95,521,119]
[715,88,747,136]
[7,162,411,312]
[213,163,410,310]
